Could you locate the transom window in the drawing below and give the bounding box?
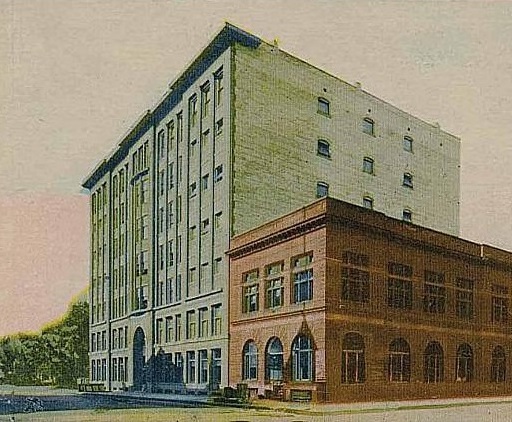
[243,341,258,380]
[387,262,413,309]
[265,262,284,308]
[424,341,443,383]
[265,337,284,381]
[341,333,365,384]
[362,118,374,136]
[292,254,313,303]
[423,271,446,314]
[317,139,330,157]
[292,335,313,381]
[389,338,411,382]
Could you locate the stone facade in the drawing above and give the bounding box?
[229,198,512,402]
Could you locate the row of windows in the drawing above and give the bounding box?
[317,97,414,152]
[340,252,509,322]
[242,254,313,313]
[242,334,508,384]
[111,326,129,350]
[91,331,107,352]
[154,304,223,344]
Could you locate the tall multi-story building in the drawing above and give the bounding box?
[82,23,460,392]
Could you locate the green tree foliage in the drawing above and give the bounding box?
[0,300,89,388]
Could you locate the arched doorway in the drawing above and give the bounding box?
[133,327,146,390]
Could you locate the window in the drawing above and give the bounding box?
[214,211,222,229]
[199,307,209,338]
[293,254,313,303]
[316,181,328,198]
[317,139,330,157]
[156,318,163,344]
[167,240,174,267]
[211,304,222,335]
[423,271,446,314]
[215,118,223,135]
[389,338,411,382]
[211,349,222,387]
[292,335,313,381]
[189,95,198,127]
[189,181,197,198]
[243,284,259,313]
[362,117,374,136]
[455,343,473,382]
[201,130,209,150]
[403,136,413,152]
[363,196,373,210]
[456,278,474,319]
[341,251,370,303]
[402,209,412,222]
[168,162,174,190]
[188,267,197,296]
[201,174,209,191]
[492,284,508,323]
[175,353,183,382]
[214,68,224,106]
[387,262,413,309]
[186,310,196,339]
[190,139,197,157]
[201,218,210,234]
[199,349,208,384]
[362,157,374,174]
[214,165,223,182]
[317,97,330,116]
[424,341,444,383]
[243,340,258,380]
[403,173,413,188]
[265,337,284,381]
[186,351,196,383]
[167,120,175,151]
[341,333,365,384]
[175,314,182,341]
[157,129,165,159]
[165,316,173,343]
[265,262,284,308]
[201,83,210,117]
[491,346,506,383]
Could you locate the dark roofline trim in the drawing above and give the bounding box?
[82,23,261,190]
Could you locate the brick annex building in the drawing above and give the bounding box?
[229,198,512,402]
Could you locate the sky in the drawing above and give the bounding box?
[1,0,512,335]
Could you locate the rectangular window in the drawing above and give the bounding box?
[362,118,374,136]
[199,349,208,384]
[189,267,197,296]
[201,83,210,117]
[492,284,508,323]
[201,174,209,191]
[423,271,446,314]
[214,165,223,182]
[186,351,196,383]
[318,97,330,115]
[387,262,413,309]
[403,136,413,152]
[189,95,198,127]
[177,112,183,143]
[167,120,175,151]
[201,218,210,234]
[165,316,174,343]
[168,162,174,190]
[403,173,413,188]
[156,318,163,344]
[293,254,314,303]
[175,274,182,301]
[316,182,328,198]
[189,181,197,198]
[157,129,165,159]
[186,310,196,339]
[214,68,224,106]
[201,130,209,150]
[341,251,370,303]
[363,196,373,210]
[199,307,209,338]
[363,157,374,174]
[175,314,182,341]
[265,262,284,308]
[456,278,474,319]
[214,211,222,229]
[215,118,223,135]
[212,304,222,336]
[243,284,259,313]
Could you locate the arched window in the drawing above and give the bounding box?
[341,333,365,384]
[292,335,313,381]
[491,346,506,383]
[242,340,258,380]
[265,337,284,381]
[317,139,331,157]
[389,338,411,382]
[424,341,444,383]
[362,118,374,136]
[316,181,329,198]
[363,196,373,210]
[455,343,473,382]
